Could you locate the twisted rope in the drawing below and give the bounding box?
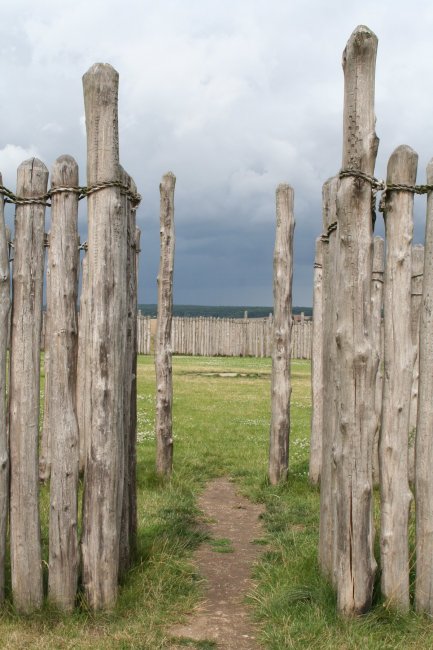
[0,180,142,208]
[339,169,433,213]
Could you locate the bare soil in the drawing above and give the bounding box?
[169,477,265,649]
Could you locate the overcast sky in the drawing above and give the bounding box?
[1,1,433,306]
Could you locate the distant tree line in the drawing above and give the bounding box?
[137,304,312,318]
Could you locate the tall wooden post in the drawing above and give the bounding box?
[334,26,378,615]
[129,227,141,547]
[408,244,424,484]
[371,236,384,487]
[47,155,80,610]
[9,158,47,612]
[0,174,10,604]
[40,267,51,482]
[155,172,176,476]
[309,237,323,485]
[119,169,139,575]
[77,252,89,474]
[81,64,127,609]
[416,159,433,614]
[319,176,339,583]
[269,184,294,485]
[380,145,416,611]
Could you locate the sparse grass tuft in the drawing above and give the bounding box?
[207,538,234,553]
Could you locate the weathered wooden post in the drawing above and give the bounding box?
[371,236,384,486]
[129,226,141,547]
[269,184,294,485]
[81,63,127,609]
[0,174,10,604]
[319,176,338,583]
[40,272,51,482]
[309,237,323,485]
[76,251,89,474]
[119,169,139,574]
[155,172,176,476]
[416,159,433,614]
[47,155,80,610]
[408,244,424,484]
[334,26,378,615]
[9,158,48,612]
[380,145,416,611]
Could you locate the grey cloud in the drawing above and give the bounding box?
[2,1,433,307]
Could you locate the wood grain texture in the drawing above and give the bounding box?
[269,184,294,485]
[408,245,424,484]
[81,63,126,610]
[318,176,339,584]
[119,169,137,575]
[371,236,384,487]
[415,160,433,614]
[76,252,89,474]
[0,174,10,603]
[129,227,141,549]
[40,249,51,482]
[9,158,47,612]
[47,155,80,610]
[334,25,378,615]
[309,237,323,485]
[380,145,417,611]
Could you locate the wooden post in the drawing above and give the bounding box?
[309,237,324,485]
[9,158,47,612]
[47,155,80,610]
[334,26,378,615]
[416,160,433,614]
[119,169,138,575]
[267,314,272,358]
[408,244,424,484]
[319,176,339,583]
[371,236,384,487]
[155,172,176,476]
[40,262,51,482]
[81,63,127,610]
[129,226,141,547]
[119,167,132,576]
[77,252,89,474]
[380,145,416,611]
[269,184,294,485]
[0,174,10,603]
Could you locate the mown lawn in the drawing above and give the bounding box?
[1,355,433,648]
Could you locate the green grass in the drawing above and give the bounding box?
[1,355,433,648]
[207,538,235,554]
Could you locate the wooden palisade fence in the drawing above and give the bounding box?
[312,24,433,616]
[39,311,313,359]
[136,313,312,358]
[0,63,141,612]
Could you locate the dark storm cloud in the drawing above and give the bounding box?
[2,1,433,306]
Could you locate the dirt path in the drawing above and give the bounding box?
[169,477,265,649]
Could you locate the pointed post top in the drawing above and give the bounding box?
[343,26,378,63]
[341,25,378,173]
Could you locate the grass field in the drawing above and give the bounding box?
[1,355,433,648]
